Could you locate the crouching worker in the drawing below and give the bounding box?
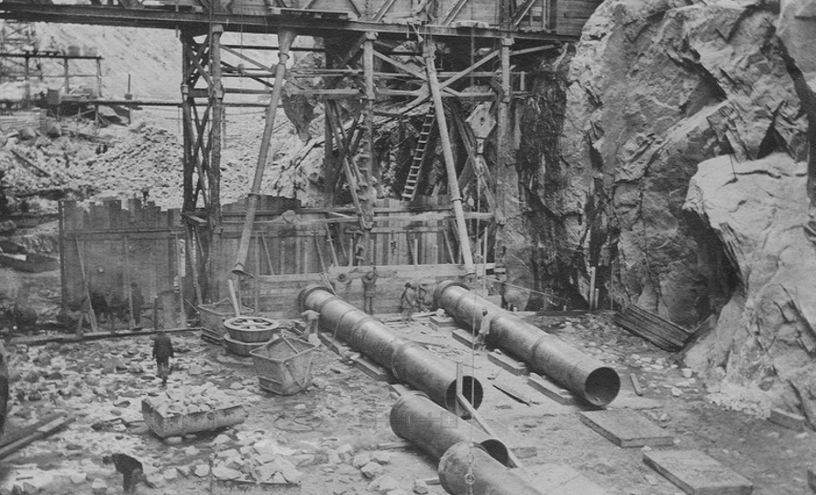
[102,453,143,494]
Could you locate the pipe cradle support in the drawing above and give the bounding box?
[433,280,620,407]
[298,285,483,412]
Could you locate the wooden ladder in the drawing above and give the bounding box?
[401,108,436,202]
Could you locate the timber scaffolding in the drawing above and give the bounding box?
[1,0,603,309]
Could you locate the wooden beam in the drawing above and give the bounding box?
[232,29,296,276]
[373,0,397,22]
[438,49,500,91]
[511,0,538,28]
[424,41,475,275]
[442,0,469,26]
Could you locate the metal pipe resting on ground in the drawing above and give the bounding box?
[298,285,483,412]
[390,392,509,466]
[434,281,620,407]
[438,442,543,495]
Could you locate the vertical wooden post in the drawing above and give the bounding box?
[23,55,30,105]
[63,57,70,93]
[424,41,475,275]
[210,24,224,230]
[362,32,378,263]
[58,201,67,320]
[254,235,260,311]
[124,235,135,330]
[497,37,513,217]
[233,29,296,275]
[96,57,103,98]
[324,47,335,206]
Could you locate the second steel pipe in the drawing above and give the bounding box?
[299,285,483,411]
[390,392,509,466]
[434,281,620,407]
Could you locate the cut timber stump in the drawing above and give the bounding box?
[579,409,674,448]
[643,450,753,495]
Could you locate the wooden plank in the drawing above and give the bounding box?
[452,328,476,347]
[352,355,394,382]
[768,408,805,431]
[643,450,753,495]
[527,373,575,405]
[629,373,644,396]
[521,463,611,495]
[488,351,529,376]
[492,382,531,405]
[0,415,75,460]
[579,409,674,448]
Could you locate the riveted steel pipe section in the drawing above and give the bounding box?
[299,285,483,411]
[438,442,543,495]
[390,392,509,466]
[434,281,620,407]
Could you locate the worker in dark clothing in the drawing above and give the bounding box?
[152,330,174,386]
[400,282,417,324]
[362,266,378,315]
[102,453,143,494]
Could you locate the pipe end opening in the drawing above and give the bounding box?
[479,439,510,467]
[445,376,483,414]
[584,367,621,407]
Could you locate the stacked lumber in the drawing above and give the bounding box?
[614,305,694,351]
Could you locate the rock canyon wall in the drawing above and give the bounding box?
[504,0,816,416]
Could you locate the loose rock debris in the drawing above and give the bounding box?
[0,312,808,495]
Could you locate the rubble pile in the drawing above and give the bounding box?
[204,436,306,484]
[145,383,236,416]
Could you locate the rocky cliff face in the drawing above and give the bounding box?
[505,0,816,414]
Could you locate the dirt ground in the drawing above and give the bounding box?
[0,264,812,495]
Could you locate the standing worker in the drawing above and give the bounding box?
[400,282,417,324]
[301,309,321,347]
[362,266,378,315]
[102,453,143,494]
[152,329,174,387]
[474,308,493,352]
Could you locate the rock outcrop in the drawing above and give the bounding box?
[495,0,816,412]
[682,153,816,416]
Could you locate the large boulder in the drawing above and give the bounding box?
[683,153,816,419]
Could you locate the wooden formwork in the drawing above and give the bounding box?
[60,195,492,320]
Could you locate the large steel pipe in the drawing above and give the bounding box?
[299,285,483,411]
[434,281,620,407]
[438,442,543,495]
[390,392,509,466]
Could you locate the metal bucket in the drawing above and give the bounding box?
[251,336,317,395]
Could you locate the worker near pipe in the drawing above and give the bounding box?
[400,282,418,324]
[362,266,378,315]
[474,308,493,352]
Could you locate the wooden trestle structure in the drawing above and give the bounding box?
[1,0,602,312]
